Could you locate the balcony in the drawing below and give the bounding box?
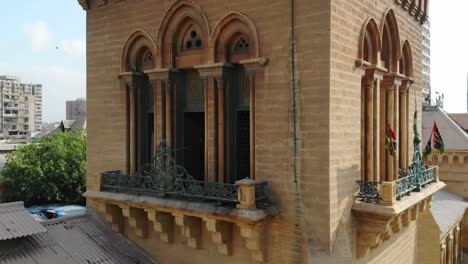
[356,166,439,204]
[353,164,444,258]
[84,140,277,263]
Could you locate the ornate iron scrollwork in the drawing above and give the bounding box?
[356,181,381,203]
[101,140,269,205]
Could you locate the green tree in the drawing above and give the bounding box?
[0,131,86,206]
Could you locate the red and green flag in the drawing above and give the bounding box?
[422,121,445,158]
[386,121,397,155]
[423,134,432,159]
[432,122,445,154]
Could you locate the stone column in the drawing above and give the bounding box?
[399,81,410,170]
[247,73,256,180]
[150,80,161,150]
[386,83,395,181]
[216,77,226,183]
[119,74,138,175]
[240,58,268,180]
[195,63,232,183]
[382,74,403,181]
[164,80,173,147]
[363,75,374,181]
[373,71,384,182]
[454,225,460,264]
[447,233,453,264]
[440,241,446,264]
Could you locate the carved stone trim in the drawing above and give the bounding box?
[239,224,265,263]
[146,209,175,243]
[120,206,148,238]
[174,214,202,249]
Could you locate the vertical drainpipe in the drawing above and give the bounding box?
[291,0,298,184]
[290,0,303,263]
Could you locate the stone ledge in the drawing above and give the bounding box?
[352,181,445,259]
[84,190,278,224]
[352,181,446,216]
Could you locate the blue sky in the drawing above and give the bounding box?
[0,1,466,122]
[0,0,86,122]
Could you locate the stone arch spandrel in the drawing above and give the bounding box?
[400,40,413,78]
[358,18,381,65]
[120,29,157,72]
[380,9,401,72]
[156,0,210,68]
[210,12,259,63]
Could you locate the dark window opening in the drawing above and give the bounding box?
[236,110,250,181]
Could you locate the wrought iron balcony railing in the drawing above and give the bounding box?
[356,166,436,204]
[100,140,270,207]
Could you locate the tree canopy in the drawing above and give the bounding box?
[0,132,86,206]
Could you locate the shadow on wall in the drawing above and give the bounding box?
[337,165,360,203]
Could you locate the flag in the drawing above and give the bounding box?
[432,122,445,154]
[386,121,398,155]
[423,134,432,159]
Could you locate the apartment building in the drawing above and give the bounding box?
[0,76,42,139]
[66,98,86,121]
[422,20,431,105]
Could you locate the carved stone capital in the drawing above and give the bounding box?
[194,63,232,79]
[239,57,268,75]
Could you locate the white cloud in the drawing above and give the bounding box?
[24,20,52,52]
[58,40,86,58]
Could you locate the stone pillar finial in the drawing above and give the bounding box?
[236,179,256,209]
[380,181,396,205]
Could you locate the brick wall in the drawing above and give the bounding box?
[85,0,427,262]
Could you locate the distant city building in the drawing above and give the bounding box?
[66,98,86,120]
[422,20,431,105]
[0,76,42,139]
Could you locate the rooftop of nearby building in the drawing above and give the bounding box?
[0,76,20,81]
[423,106,468,150]
[0,203,155,264]
[448,113,468,132]
[0,202,47,240]
[430,190,468,239]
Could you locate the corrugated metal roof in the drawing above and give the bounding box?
[422,107,468,150]
[0,212,156,264]
[430,190,468,239]
[0,202,47,241]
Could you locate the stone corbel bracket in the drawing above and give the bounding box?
[146,209,175,243]
[204,218,233,256]
[239,224,266,263]
[85,190,278,263]
[120,205,148,238]
[174,214,202,249]
[98,202,124,233]
[353,180,444,259]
